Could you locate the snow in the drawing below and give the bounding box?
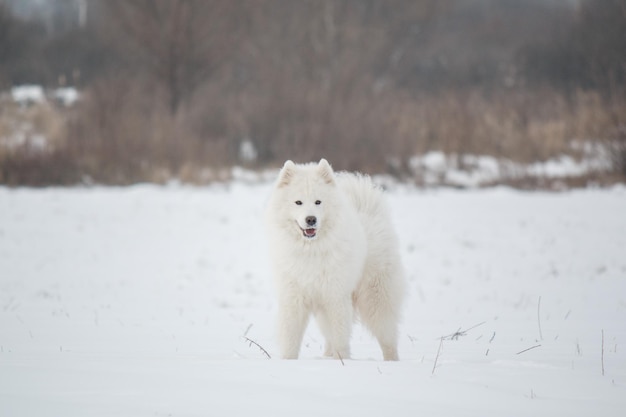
[8,85,80,107]
[10,85,45,106]
[410,150,614,188]
[1,183,625,416]
[238,139,258,163]
[52,87,80,107]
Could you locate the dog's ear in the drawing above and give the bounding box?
[277,160,296,187]
[317,158,335,185]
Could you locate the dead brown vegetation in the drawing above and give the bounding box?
[0,0,624,186]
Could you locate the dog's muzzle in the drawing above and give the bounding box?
[299,216,317,238]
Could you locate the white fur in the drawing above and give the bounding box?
[266,159,406,361]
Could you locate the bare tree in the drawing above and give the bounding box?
[103,0,238,115]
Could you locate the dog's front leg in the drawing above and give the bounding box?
[277,294,309,359]
[317,298,353,360]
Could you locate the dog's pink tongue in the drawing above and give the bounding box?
[305,228,316,236]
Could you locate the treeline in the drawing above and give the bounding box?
[0,0,624,185]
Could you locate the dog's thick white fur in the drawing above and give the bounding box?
[266,159,405,361]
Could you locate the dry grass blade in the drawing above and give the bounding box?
[601,329,605,376]
[441,321,486,341]
[336,351,345,366]
[244,336,271,359]
[432,337,443,375]
[516,344,541,355]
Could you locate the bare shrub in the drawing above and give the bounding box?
[394,87,625,167]
[0,99,78,186]
[2,82,623,186]
[227,74,408,174]
[59,76,238,185]
[0,146,80,186]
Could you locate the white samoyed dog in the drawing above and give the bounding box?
[266,159,406,361]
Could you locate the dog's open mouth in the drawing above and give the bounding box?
[301,227,317,238]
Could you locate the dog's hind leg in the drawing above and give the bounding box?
[376,329,400,361]
[360,302,399,360]
[355,273,402,361]
[364,312,400,361]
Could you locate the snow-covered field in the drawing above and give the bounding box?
[1,183,625,416]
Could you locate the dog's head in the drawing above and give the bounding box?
[274,158,336,240]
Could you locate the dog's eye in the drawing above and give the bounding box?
[315,200,321,205]
[295,200,302,205]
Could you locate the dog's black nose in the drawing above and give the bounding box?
[306,216,317,226]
